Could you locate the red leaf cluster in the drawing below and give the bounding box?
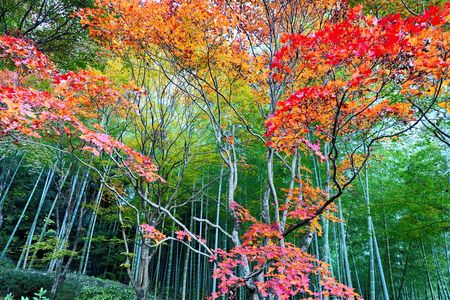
[213,225,359,299]
[141,224,166,243]
[266,4,449,155]
[0,35,160,182]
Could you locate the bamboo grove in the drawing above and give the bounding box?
[0,0,449,299]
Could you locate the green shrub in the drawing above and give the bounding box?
[75,286,135,300]
[0,269,57,299]
[0,268,134,300]
[0,257,14,269]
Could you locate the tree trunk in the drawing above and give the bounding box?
[333,222,342,283]
[352,254,362,295]
[166,212,176,300]
[371,221,389,300]
[368,212,375,298]
[134,242,152,300]
[396,243,410,300]
[212,166,223,294]
[48,171,80,272]
[29,167,70,269]
[48,171,88,273]
[79,182,104,274]
[383,212,396,300]
[21,168,55,269]
[432,246,450,299]
[2,168,44,258]
[314,233,323,299]
[196,187,204,300]
[0,154,24,230]
[338,199,352,288]
[360,167,375,300]
[153,241,162,298]
[420,239,436,300]
[182,200,194,300]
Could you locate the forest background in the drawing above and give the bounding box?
[0,0,448,299]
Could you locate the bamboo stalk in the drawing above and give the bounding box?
[2,168,44,258]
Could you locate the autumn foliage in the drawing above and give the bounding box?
[2,0,448,299]
[267,3,449,154]
[211,3,448,299]
[73,0,450,299]
[77,0,257,81]
[212,220,358,299]
[0,35,159,182]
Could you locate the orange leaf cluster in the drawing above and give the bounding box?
[282,180,335,221]
[141,224,166,243]
[78,0,255,79]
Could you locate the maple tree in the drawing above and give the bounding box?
[267,3,449,232]
[74,0,450,299]
[0,34,170,298]
[0,35,159,183]
[1,0,446,299]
